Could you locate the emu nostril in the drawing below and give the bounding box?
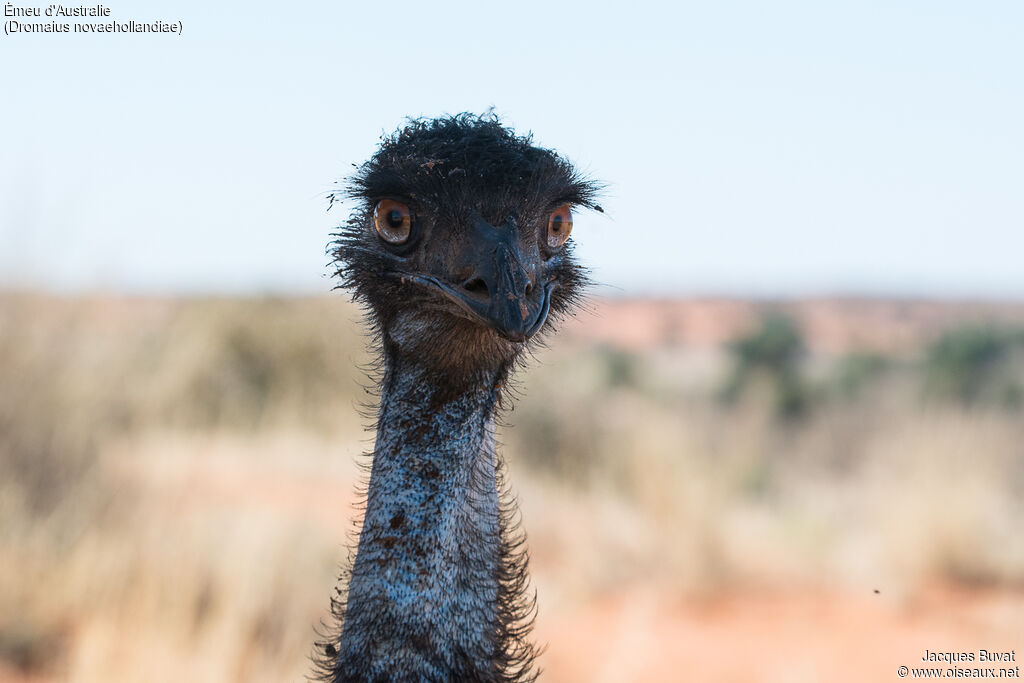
[462,278,489,297]
[524,282,533,296]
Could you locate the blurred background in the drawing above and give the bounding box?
[2,1,1022,681]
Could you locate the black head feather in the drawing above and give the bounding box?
[330,113,601,386]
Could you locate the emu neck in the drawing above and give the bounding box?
[335,351,506,681]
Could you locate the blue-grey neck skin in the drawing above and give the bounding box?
[326,341,536,683]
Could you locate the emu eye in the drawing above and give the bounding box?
[373,199,414,245]
[546,204,573,249]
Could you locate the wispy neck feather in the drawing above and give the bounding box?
[322,351,539,683]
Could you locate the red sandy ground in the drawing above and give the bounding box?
[535,585,1022,682]
[2,586,1017,683]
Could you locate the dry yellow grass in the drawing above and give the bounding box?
[1,294,1021,682]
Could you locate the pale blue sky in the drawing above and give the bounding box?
[2,1,1021,296]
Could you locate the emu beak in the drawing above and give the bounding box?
[453,214,551,342]
[396,215,553,342]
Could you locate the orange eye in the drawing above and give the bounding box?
[373,199,414,245]
[546,204,573,249]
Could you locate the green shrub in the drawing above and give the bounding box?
[923,325,1023,408]
[720,312,809,419]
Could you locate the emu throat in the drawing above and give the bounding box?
[334,354,509,680]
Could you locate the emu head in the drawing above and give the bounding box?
[331,114,601,383]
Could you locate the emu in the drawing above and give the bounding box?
[316,114,601,682]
